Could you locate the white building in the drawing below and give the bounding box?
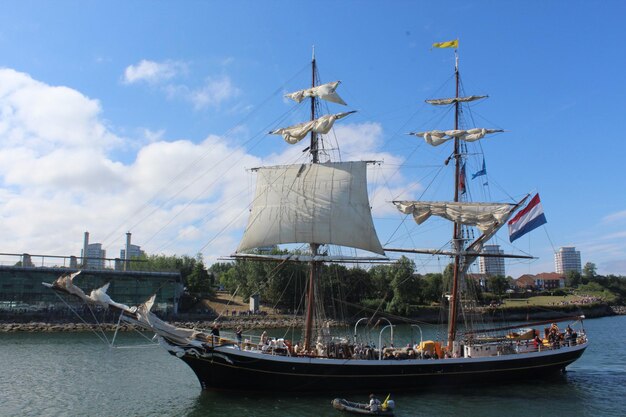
[555,246,581,274]
[479,244,505,276]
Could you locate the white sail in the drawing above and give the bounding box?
[285,81,347,105]
[238,161,384,255]
[270,111,355,144]
[89,282,134,313]
[134,294,200,345]
[410,128,503,147]
[394,201,514,234]
[425,95,487,105]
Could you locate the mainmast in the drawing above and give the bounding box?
[448,49,462,351]
[395,40,524,351]
[304,48,319,352]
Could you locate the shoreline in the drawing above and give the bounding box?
[1,304,623,333]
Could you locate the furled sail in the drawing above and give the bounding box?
[425,95,487,105]
[134,294,200,345]
[238,161,384,255]
[270,111,356,144]
[285,81,347,105]
[409,128,503,147]
[394,201,514,234]
[51,271,135,313]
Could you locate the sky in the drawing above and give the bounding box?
[0,0,625,277]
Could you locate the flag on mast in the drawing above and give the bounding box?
[508,193,547,242]
[472,158,487,179]
[433,39,459,49]
[459,162,467,195]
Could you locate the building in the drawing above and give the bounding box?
[0,264,183,315]
[479,244,505,277]
[515,274,537,290]
[555,246,581,274]
[514,273,565,291]
[120,244,143,260]
[81,243,106,269]
[535,272,565,290]
[81,231,106,269]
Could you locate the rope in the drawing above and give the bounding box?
[49,290,110,345]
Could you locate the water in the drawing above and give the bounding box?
[1,316,625,417]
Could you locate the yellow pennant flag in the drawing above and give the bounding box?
[433,39,459,49]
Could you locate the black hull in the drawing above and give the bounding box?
[176,344,587,392]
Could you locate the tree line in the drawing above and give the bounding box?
[134,254,626,316]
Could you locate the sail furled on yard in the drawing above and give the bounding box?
[270,111,356,144]
[238,161,384,255]
[394,201,514,235]
[285,81,347,105]
[410,128,503,147]
[425,95,487,105]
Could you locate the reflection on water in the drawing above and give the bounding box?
[1,316,624,417]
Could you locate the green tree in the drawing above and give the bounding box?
[487,275,508,296]
[186,255,214,295]
[566,270,582,288]
[582,262,597,283]
[422,273,443,304]
[386,257,419,315]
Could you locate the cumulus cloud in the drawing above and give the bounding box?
[0,68,255,260]
[123,59,186,84]
[0,67,424,269]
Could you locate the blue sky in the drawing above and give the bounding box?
[0,1,624,277]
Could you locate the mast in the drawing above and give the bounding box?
[448,49,462,350]
[310,47,319,164]
[304,48,319,351]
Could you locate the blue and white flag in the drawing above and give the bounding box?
[508,193,547,242]
[472,158,487,179]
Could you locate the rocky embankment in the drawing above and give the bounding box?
[1,303,622,333]
[0,316,324,333]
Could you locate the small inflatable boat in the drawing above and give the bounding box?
[331,398,395,416]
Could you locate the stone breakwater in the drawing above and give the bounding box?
[611,305,626,315]
[1,304,623,333]
[0,317,345,333]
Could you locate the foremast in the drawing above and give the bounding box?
[235,49,385,354]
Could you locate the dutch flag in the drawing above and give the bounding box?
[508,193,547,242]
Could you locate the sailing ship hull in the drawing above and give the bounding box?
[176,343,587,392]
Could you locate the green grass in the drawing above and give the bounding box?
[502,295,585,307]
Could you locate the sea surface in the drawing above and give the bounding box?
[1,315,624,417]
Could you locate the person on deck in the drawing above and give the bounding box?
[210,323,221,344]
[564,325,574,346]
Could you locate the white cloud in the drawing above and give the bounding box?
[122,59,239,110]
[0,68,252,259]
[603,209,626,224]
[0,68,431,272]
[123,59,186,84]
[0,69,118,153]
[164,76,241,109]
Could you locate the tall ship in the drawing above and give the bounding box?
[46,42,587,392]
